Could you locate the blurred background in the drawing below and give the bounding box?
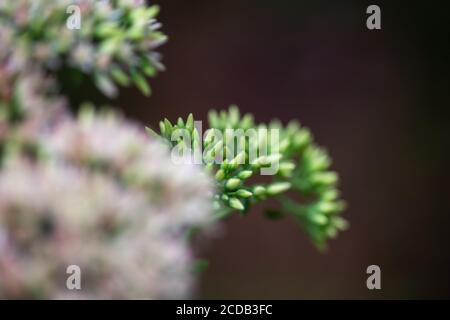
[115,0,449,298]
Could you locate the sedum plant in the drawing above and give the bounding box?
[0,148,212,299]
[0,0,166,98]
[0,0,347,299]
[152,107,347,248]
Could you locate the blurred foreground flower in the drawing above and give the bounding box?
[0,112,214,299]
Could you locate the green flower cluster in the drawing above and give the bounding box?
[0,0,166,98]
[151,106,348,248]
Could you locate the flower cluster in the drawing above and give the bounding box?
[0,157,201,299]
[0,110,214,299]
[153,106,348,248]
[0,0,167,97]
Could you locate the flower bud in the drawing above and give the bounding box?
[229,197,244,211]
[238,170,253,180]
[253,186,266,197]
[215,169,226,181]
[225,178,241,190]
[236,189,252,198]
[266,182,291,195]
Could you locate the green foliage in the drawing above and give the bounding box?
[152,106,348,248]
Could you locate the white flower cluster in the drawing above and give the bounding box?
[0,111,215,299]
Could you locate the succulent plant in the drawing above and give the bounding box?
[151,106,348,248]
[0,0,166,98]
[0,105,215,299]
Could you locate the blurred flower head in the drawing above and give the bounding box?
[0,111,215,299]
[0,0,167,98]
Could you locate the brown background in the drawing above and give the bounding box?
[113,0,450,298]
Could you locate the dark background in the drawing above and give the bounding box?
[116,0,450,298]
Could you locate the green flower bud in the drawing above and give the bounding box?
[228,105,240,126]
[266,182,291,195]
[186,113,194,131]
[266,153,282,164]
[208,110,220,128]
[163,118,173,135]
[215,169,226,181]
[311,214,328,225]
[159,121,166,135]
[311,172,338,186]
[286,120,300,134]
[308,147,330,171]
[191,127,200,142]
[279,161,295,177]
[225,178,241,190]
[254,155,268,166]
[253,186,266,197]
[110,67,130,86]
[294,129,311,148]
[219,110,228,125]
[279,138,290,153]
[321,189,339,201]
[332,217,349,230]
[269,119,282,129]
[229,197,244,211]
[229,151,246,167]
[317,201,339,214]
[131,70,151,96]
[240,114,254,129]
[238,170,253,180]
[236,189,252,198]
[326,226,338,238]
